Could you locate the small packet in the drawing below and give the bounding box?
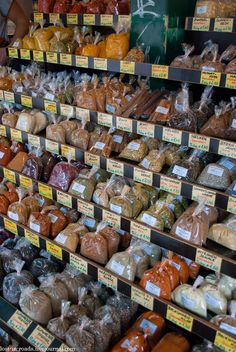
[7,188,28,225]
[170,43,195,69]
[47,300,71,340]
[46,113,66,144]
[119,139,148,162]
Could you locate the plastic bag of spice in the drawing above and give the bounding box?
[66,317,95,352]
[197,163,231,191]
[7,188,28,225]
[170,44,195,69]
[47,300,71,340]
[48,157,79,192]
[46,113,66,144]
[200,102,231,137]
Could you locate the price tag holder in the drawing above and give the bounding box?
[8,311,32,335]
[77,199,94,218]
[189,134,210,151]
[137,121,155,138]
[94,58,107,71]
[98,112,113,127]
[76,56,88,68]
[8,48,18,58]
[134,168,153,186]
[4,91,15,104]
[226,74,236,89]
[60,53,72,66]
[100,14,113,26]
[83,14,95,25]
[11,128,22,142]
[21,95,32,108]
[46,139,59,155]
[227,196,236,215]
[67,14,78,25]
[192,186,216,207]
[167,306,193,332]
[57,190,72,209]
[4,218,17,235]
[98,268,117,290]
[152,65,169,79]
[214,331,236,352]
[61,145,75,161]
[116,116,133,132]
[200,71,221,87]
[44,100,57,114]
[84,152,100,167]
[163,127,182,144]
[70,253,88,274]
[131,221,151,242]
[19,175,33,189]
[20,49,30,60]
[0,124,6,137]
[107,159,124,176]
[46,241,63,260]
[0,90,4,100]
[218,140,236,159]
[160,176,181,195]
[103,209,121,229]
[28,326,54,352]
[24,229,40,248]
[46,52,58,64]
[196,248,222,272]
[34,12,44,22]
[192,17,210,31]
[60,104,74,118]
[33,50,44,62]
[38,183,53,200]
[120,61,135,74]
[49,13,60,23]
[76,107,90,120]
[131,287,154,310]
[4,168,16,183]
[214,18,234,32]
[28,134,40,148]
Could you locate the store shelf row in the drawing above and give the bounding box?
[0,212,235,352]
[33,12,131,27]
[185,17,236,33]
[7,48,236,90]
[0,165,235,279]
[1,121,236,218]
[0,297,66,351]
[1,90,236,160]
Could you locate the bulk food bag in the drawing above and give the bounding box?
[39,275,68,316]
[3,258,33,305]
[130,238,162,267]
[106,251,137,281]
[111,331,149,352]
[46,114,66,144]
[2,107,18,128]
[7,151,28,172]
[16,110,36,133]
[208,214,236,250]
[106,24,130,60]
[41,151,58,183]
[80,226,108,265]
[22,194,40,218]
[172,276,207,318]
[192,340,223,352]
[70,119,90,150]
[218,274,236,300]
[66,318,95,352]
[224,97,236,141]
[65,287,92,324]
[29,257,59,279]
[210,315,236,336]
[54,223,85,252]
[0,248,22,274]
[19,285,52,325]
[109,185,142,218]
[0,145,13,167]
[33,20,54,52]
[22,24,37,50]
[47,300,71,340]
[190,86,214,131]
[149,93,176,124]
[14,237,39,265]
[69,166,97,201]
[200,282,227,315]
[83,315,112,352]
[200,103,231,138]
[218,156,236,180]
[197,163,231,191]
[59,118,78,145]
[152,332,190,352]
[90,131,115,158]
[48,158,79,192]
[22,148,44,180]
[56,269,88,304]
[94,305,121,343]
[119,139,148,162]
[128,311,166,349]
[171,201,209,246]
[7,189,28,225]
[139,145,167,173]
[48,208,68,238]
[170,44,195,69]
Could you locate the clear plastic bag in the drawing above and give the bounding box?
[94,305,121,343]
[210,315,236,336]
[48,160,79,192]
[170,44,194,69]
[14,237,39,264]
[200,282,227,314]
[83,315,112,352]
[46,114,66,144]
[33,20,54,52]
[66,318,95,352]
[200,103,231,138]
[106,24,130,60]
[7,188,28,225]
[29,257,59,278]
[139,145,166,173]
[119,139,148,162]
[197,163,231,191]
[106,251,137,281]
[47,300,71,340]
[54,223,82,252]
[80,228,108,265]
[69,166,97,201]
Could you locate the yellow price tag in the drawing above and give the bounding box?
[98,112,113,127]
[44,100,57,114]
[94,58,107,71]
[167,305,193,332]
[131,221,151,242]
[77,199,94,218]
[192,17,210,31]
[8,48,18,58]
[76,56,88,68]
[21,95,32,108]
[34,12,44,22]
[160,176,181,195]
[107,159,124,176]
[200,71,221,87]
[214,331,236,352]
[38,183,53,200]
[0,90,4,100]
[8,311,32,335]
[4,218,18,235]
[61,145,75,161]
[33,50,44,62]
[19,175,33,189]
[49,13,60,24]
[83,14,95,25]
[134,167,153,186]
[60,53,72,66]
[28,326,54,351]
[46,139,59,154]
[4,168,16,183]
[57,190,72,208]
[46,52,58,64]
[67,14,78,25]
[24,229,40,248]
[0,124,6,137]
[20,49,30,60]
[60,104,74,118]
[103,209,121,229]
[76,107,90,120]
[98,268,117,290]
[152,65,169,79]
[100,14,113,26]
[84,152,100,167]
[192,186,216,207]
[46,241,63,260]
[214,18,233,32]
[137,121,155,138]
[196,248,222,272]
[120,61,135,74]
[116,116,133,132]
[4,91,15,104]
[131,287,154,310]
[189,133,210,151]
[226,74,236,89]
[227,196,236,215]
[70,253,88,274]
[219,140,236,159]
[11,128,22,142]
[163,127,182,144]
[28,134,40,148]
